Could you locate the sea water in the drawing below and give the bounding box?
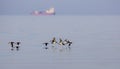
[0,15,120,69]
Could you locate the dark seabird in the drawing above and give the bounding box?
[16,42,21,45]
[43,42,49,46]
[8,42,14,48]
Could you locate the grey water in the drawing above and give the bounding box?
[0,15,120,69]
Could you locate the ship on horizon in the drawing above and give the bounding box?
[31,7,55,15]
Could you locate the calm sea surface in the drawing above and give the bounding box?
[0,15,120,69]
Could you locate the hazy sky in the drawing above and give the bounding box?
[0,0,120,15]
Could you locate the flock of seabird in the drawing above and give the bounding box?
[8,37,72,51]
[8,42,21,51]
[43,37,72,46]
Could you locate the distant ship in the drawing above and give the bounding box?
[31,7,55,15]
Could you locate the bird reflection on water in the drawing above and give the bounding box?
[11,46,20,51]
[42,44,71,53]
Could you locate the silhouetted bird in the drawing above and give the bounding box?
[8,42,14,48]
[16,42,21,45]
[43,42,49,46]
